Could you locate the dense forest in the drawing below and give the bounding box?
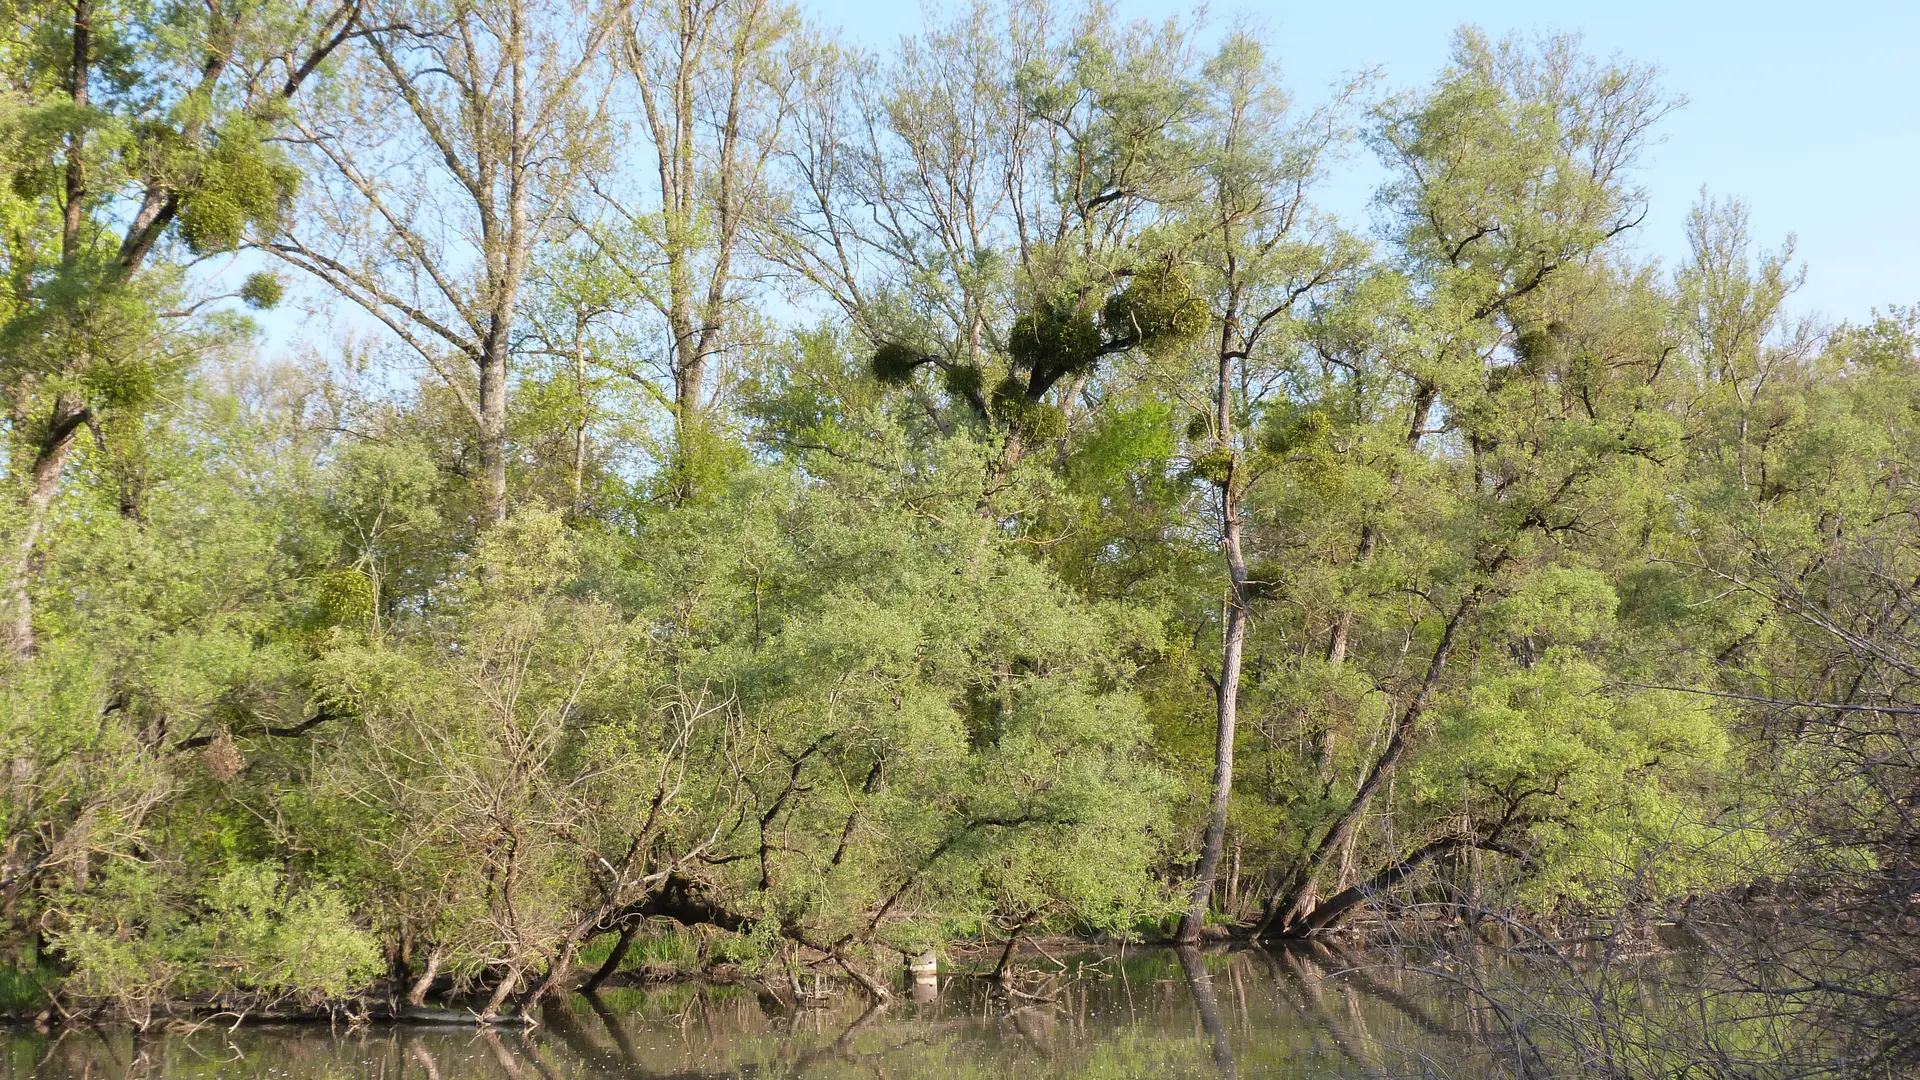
[0,0,1915,1067]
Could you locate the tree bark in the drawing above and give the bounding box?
[3,398,87,657]
[1179,331,1250,945]
[1179,502,1247,943]
[5,0,95,658]
[1294,835,1518,934]
[475,0,531,527]
[405,944,445,1007]
[478,328,511,525]
[481,964,521,1020]
[61,0,92,267]
[1324,524,1377,668]
[626,0,777,456]
[517,933,585,1013]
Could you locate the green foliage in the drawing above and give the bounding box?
[175,122,301,254]
[51,862,382,1010]
[0,3,1907,1034]
[239,272,285,310]
[1103,266,1208,357]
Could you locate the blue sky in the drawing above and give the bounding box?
[804,0,1920,326]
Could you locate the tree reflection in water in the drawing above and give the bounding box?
[1,947,1546,1079]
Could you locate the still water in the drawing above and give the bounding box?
[3,947,1507,1079]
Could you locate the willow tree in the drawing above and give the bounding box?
[1247,31,1689,937]
[772,0,1205,493]
[272,0,616,525]
[0,0,358,656]
[1163,33,1366,942]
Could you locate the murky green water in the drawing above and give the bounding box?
[3,947,1508,1079]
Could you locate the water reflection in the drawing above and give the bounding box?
[1176,946,1236,1079]
[2,948,1500,1079]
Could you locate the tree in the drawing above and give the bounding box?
[574,0,798,466]
[271,0,616,524]
[1245,31,1682,937]
[1161,31,1365,942]
[773,0,1205,493]
[0,0,359,654]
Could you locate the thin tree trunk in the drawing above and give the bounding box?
[519,935,585,1012]
[61,0,92,266]
[1262,595,1473,938]
[1324,524,1378,668]
[673,325,705,446]
[582,917,638,993]
[1226,834,1241,919]
[1180,512,1247,944]
[481,963,521,1019]
[478,0,531,528]
[477,326,510,525]
[566,313,590,513]
[7,0,96,658]
[990,918,1033,985]
[1297,835,1518,934]
[1179,334,1249,944]
[829,948,890,1004]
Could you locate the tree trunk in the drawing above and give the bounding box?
[477,327,510,525]
[518,937,583,1013]
[582,917,638,993]
[481,964,521,1020]
[674,322,706,445]
[406,943,445,1007]
[3,397,88,657]
[7,0,96,658]
[1179,338,1250,944]
[61,0,92,266]
[569,318,590,514]
[990,918,1032,985]
[1324,524,1378,668]
[829,948,891,1004]
[1179,507,1248,943]
[1261,596,1472,938]
[1296,835,1518,934]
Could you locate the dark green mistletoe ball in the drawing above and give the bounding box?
[942,363,985,401]
[1104,267,1208,357]
[240,272,285,310]
[81,360,158,413]
[871,341,926,384]
[1189,445,1236,487]
[989,376,1066,440]
[1513,320,1569,374]
[1261,407,1331,455]
[1008,307,1101,381]
[313,568,376,627]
